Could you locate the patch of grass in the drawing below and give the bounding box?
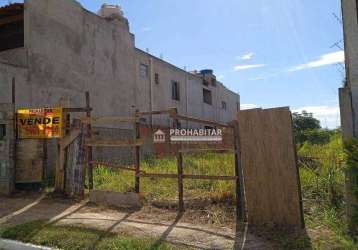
[93,153,235,203]
[298,134,357,249]
[0,220,188,250]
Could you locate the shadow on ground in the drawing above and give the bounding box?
[0,193,280,249]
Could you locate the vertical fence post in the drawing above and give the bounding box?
[233,121,246,221]
[171,108,184,212]
[177,151,184,212]
[85,91,93,190]
[134,110,141,193]
[55,110,67,193]
[12,78,17,193]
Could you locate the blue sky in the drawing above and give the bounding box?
[2,0,343,128]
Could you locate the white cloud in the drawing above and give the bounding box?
[140,27,152,32]
[292,105,340,129]
[248,76,266,81]
[234,64,265,71]
[248,73,278,81]
[241,104,260,110]
[289,51,344,72]
[238,52,255,60]
[217,75,225,81]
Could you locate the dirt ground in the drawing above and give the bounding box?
[0,193,273,249]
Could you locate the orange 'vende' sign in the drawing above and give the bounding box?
[17,107,63,139]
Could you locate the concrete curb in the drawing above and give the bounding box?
[89,190,142,209]
[0,238,55,250]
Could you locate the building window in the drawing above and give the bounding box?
[139,63,149,78]
[203,89,212,105]
[222,101,227,110]
[172,81,180,101]
[202,79,209,86]
[0,124,5,140]
[176,121,182,129]
[155,73,160,84]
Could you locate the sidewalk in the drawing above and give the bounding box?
[0,239,55,250]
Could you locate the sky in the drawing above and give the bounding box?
[2,0,343,128]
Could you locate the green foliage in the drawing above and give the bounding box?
[299,134,345,207]
[293,111,321,146]
[298,133,357,248]
[344,138,358,171]
[343,139,358,235]
[0,220,184,250]
[300,129,333,145]
[293,111,321,131]
[293,111,336,145]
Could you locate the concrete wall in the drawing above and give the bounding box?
[339,0,358,235]
[0,0,138,119]
[0,103,14,195]
[342,0,358,136]
[0,62,28,107]
[24,0,137,119]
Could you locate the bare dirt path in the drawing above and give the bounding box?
[0,194,272,249]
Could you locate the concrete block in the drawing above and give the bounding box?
[89,190,142,209]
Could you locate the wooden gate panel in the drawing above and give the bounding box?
[64,130,85,197]
[238,107,303,228]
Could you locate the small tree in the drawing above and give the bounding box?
[293,111,322,145]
